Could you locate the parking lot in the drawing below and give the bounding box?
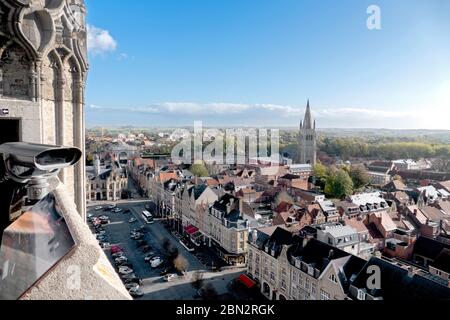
[87,201,246,300]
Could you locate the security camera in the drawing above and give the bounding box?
[0,142,82,238]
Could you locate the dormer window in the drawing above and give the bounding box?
[357,289,366,301]
[329,274,337,283]
[308,266,314,276]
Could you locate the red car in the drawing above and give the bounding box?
[111,246,123,254]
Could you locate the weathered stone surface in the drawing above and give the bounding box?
[0,0,88,217]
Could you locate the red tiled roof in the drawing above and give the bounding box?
[159,172,178,183]
[274,201,293,214]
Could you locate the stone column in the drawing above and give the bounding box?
[29,62,38,102]
[74,78,86,219]
[56,75,66,182]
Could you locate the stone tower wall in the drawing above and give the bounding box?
[0,0,88,218]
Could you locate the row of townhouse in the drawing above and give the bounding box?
[247,227,367,300]
[247,226,450,300]
[148,171,252,266]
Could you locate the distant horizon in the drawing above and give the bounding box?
[86,125,450,132]
[85,0,450,130]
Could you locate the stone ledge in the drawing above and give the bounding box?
[21,179,132,300]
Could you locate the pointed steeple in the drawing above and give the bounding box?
[303,99,313,130]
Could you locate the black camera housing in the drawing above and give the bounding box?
[0,142,82,239]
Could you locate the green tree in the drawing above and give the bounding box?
[324,175,335,196]
[190,163,209,177]
[313,163,328,191]
[333,169,354,199]
[313,163,327,179]
[350,165,370,189]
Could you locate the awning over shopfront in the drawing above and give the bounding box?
[184,225,199,235]
[238,274,256,289]
[191,231,203,239]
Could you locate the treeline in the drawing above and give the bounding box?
[318,137,450,160]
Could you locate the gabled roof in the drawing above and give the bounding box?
[371,211,398,232]
[435,200,450,215]
[188,185,208,200]
[289,238,350,274]
[413,236,450,260]
[345,218,369,234]
[212,193,239,212]
[280,174,301,180]
[384,180,407,191]
[351,257,450,300]
[420,206,446,222]
[270,227,296,246]
[430,249,450,273]
[390,191,411,204]
[274,201,293,214]
[438,180,450,192]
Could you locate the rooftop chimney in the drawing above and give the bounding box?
[328,249,334,260]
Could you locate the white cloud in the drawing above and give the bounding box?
[87,25,117,55]
[87,102,300,116]
[315,108,414,119]
[86,103,449,129]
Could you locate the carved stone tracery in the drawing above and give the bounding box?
[0,0,88,217]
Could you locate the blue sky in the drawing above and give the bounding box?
[85,0,450,129]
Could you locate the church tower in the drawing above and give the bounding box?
[298,100,317,165]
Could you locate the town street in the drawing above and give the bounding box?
[88,201,245,300]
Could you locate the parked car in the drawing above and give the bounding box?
[95,206,103,211]
[100,242,111,249]
[129,218,137,223]
[150,257,163,268]
[108,204,117,210]
[112,252,124,259]
[119,267,134,275]
[115,256,128,264]
[129,287,144,298]
[125,283,139,291]
[131,233,144,240]
[120,273,137,280]
[111,246,123,254]
[144,253,158,262]
[113,208,123,213]
[164,274,177,282]
[116,261,133,268]
[123,277,142,285]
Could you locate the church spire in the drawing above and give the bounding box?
[303,99,313,130]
